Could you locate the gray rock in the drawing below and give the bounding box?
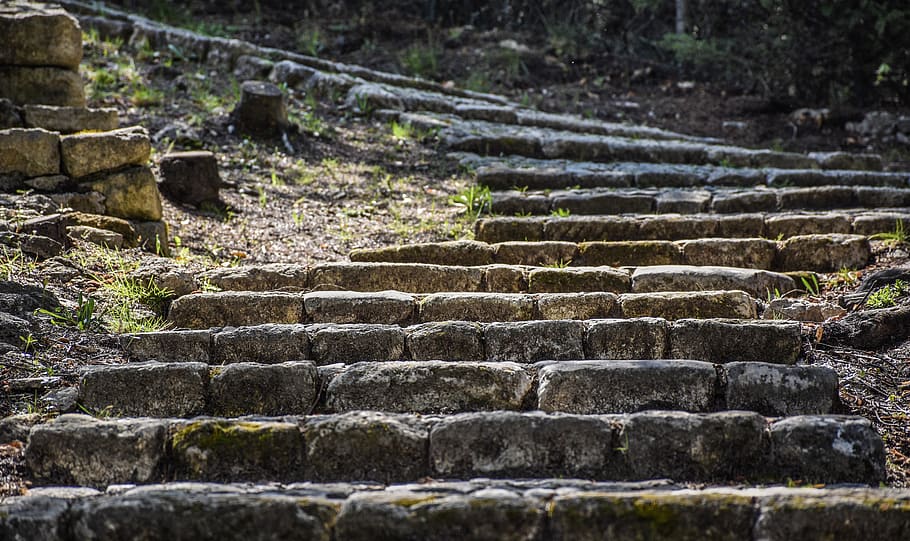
[66,225,123,249]
[309,323,405,363]
[200,263,309,291]
[211,324,310,364]
[0,413,44,443]
[680,238,777,269]
[22,105,118,134]
[158,151,222,206]
[0,4,82,69]
[49,191,105,213]
[776,234,871,272]
[311,262,484,293]
[26,414,168,488]
[406,321,484,361]
[769,415,885,483]
[0,128,59,178]
[482,264,529,293]
[0,279,59,318]
[528,266,631,293]
[78,361,208,417]
[577,240,684,267]
[711,190,778,213]
[302,411,428,483]
[121,329,211,363]
[128,258,198,298]
[350,240,494,266]
[233,55,275,82]
[619,291,758,320]
[764,214,852,238]
[619,411,768,481]
[585,318,669,359]
[304,290,415,324]
[268,59,318,88]
[429,411,617,479]
[536,292,618,320]
[0,494,72,541]
[81,165,162,221]
[419,292,535,322]
[492,241,577,267]
[763,298,846,322]
[632,265,795,298]
[538,360,717,413]
[168,291,304,328]
[655,189,711,213]
[669,319,801,364]
[60,127,150,179]
[0,66,85,107]
[326,361,531,413]
[210,361,319,416]
[484,320,585,362]
[725,362,837,416]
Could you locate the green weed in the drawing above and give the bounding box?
[867,280,908,309]
[551,208,572,218]
[450,185,492,220]
[870,219,907,247]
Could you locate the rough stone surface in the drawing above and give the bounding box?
[585,318,669,359]
[304,290,415,324]
[769,416,885,483]
[725,362,838,416]
[201,263,309,291]
[311,262,483,293]
[122,329,212,363]
[350,240,494,266]
[0,5,82,69]
[84,166,163,221]
[406,321,484,361]
[168,291,304,328]
[764,214,852,238]
[482,264,528,293]
[60,127,151,179]
[537,360,717,413]
[485,320,585,362]
[419,292,535,322]
[528,266,631,293]
[302,412,428,483]
[493,241,577,266]
[0,128,60,178]
[536,292,617,320]
[680,238,777,269]
[776,234,871,272]
[632,265,795,298]
[326,361,532,413]
[64,212,139,247]
[763,297,846,322]
[171,419,306,482]
[577,240,683,266]
[619,411,768,481]
[211,324,310,364]
[669,319,801,364]
[22,105,118,133]
[78,361,208,417]
[620,291,757,320]
[309,323,405,363]
[210,361,319,416]
[26,414,168,488]
[0,66,85,107]
[429,412,616,478]
[157,151,222,206]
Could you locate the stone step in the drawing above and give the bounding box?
[168,290,763,328]
[5,482,908,541]
[125,318,802,365]
[474,210,909,244]
[350,235,870,272]
[76,360,837,418]
[491,186,910,216]
[455,153,900,190]
[24,411,883,488]
[197,262,802,295]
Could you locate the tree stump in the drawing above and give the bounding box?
[232,80,288,137]
[158,150,221,207]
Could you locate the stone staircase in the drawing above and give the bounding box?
[4,2,910,538]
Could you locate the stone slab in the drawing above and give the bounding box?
[60,126,150,178]
[669,319,801,364]
[78,361,208,417]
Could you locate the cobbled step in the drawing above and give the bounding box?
[455,153,900,190]
[475,210,910,244]
[23,410,883,487]
[6,482,909,540]
[350,234,871,272]
[491,186,910,216]
[125,318,802,365]
[76,359,837,418]
[196,262,800,296]
[168,290,762,328]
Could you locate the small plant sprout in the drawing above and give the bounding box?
[866,280,908,309]
[551,208,571,218]
[836,267,860,285]
[391,121,414,139]
[450,185,492,220]
[257,185,268,208]
[800,274,821,296]
[546,258,572,268]
[870,219,907,247]
[19,333,37,354]
[36,293,99,331]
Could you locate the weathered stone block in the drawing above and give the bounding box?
[484,320,585,362]
[211,324,310,364]
[544,215,640,242]
[769,416,885,483]
[304,290,415,325]
[779,186,858,210]
[171,419,305,482]
[585,318,669,359]
[326,361,531,413]
[64,212,139,247]
[0,66,85,107]
[78,361,208,417]
[491,191,551,215]
[60,126,151,179]
[0,4,82,69]
[577,240,683,267]
[492,241,578,266]
[776,234,870,272]
[309,323,405,363]
[482,264,528,293]
[406,321,484,361]
[350,240,495,266]
[475,217,545,243]
[157,151,222,206]
[302,412,428,483]
[680,238,777,269]
[84,165,163,221]
[26,414,167,487]
[725,362,837,416]
[311,262,483,293]
[715,213,766,237]
[528,266,630,293]
[537,360,717,414]
[537,292,618,320]
[632,265,795,298]
[22,105,118,133]
[638,215,717,240]
[711,190,778,213]
[419,292,535,322]
[620,291,758,320]
[619,411,768,481]
[669,319,801,364]
[121,330,211,363]
[553,190,654,214]
[210,361,319,416]
[764,214,852,238]
[429,412,617,479]
[0,128,59,178]
[201,263,309,291]
[0,492,74,541]
[655,189,711,213]
[168,291,304,328]
[66,225,123,248]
